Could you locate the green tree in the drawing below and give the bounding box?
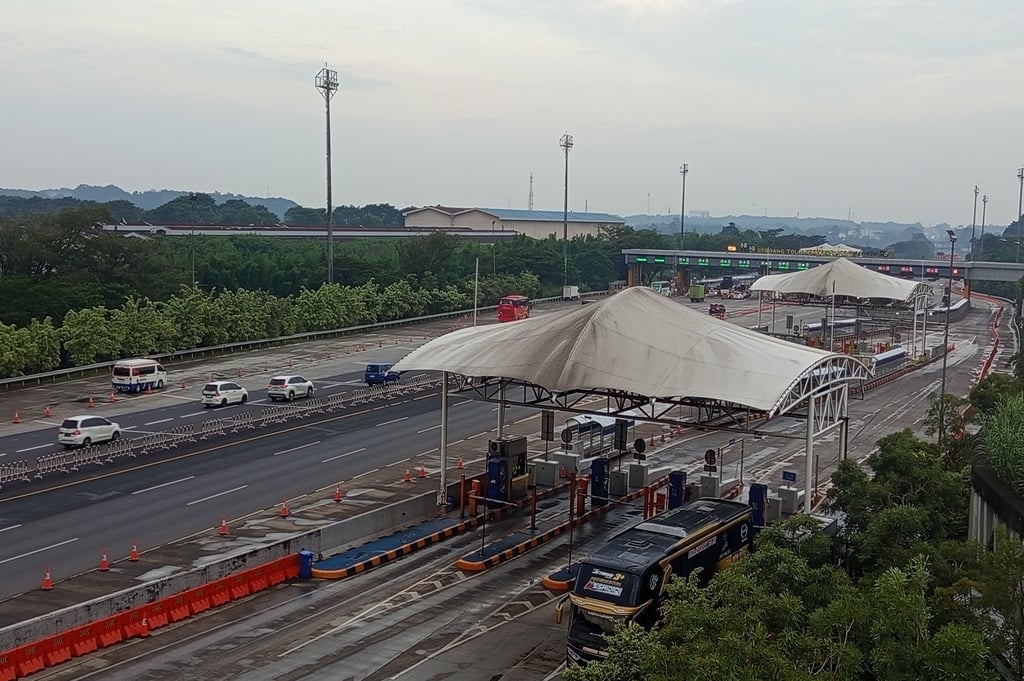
[983,393,1024,494]
[968,372,1023,418]
[61,306,118,365]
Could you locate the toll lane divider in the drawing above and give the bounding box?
[3,375,445,491]
[456,477,670,573]
[0,555,300,681]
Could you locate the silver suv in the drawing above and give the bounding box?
[267,375,315,401]
[58,415,121,448]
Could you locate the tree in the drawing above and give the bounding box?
[969,372,1023,418]
[61,307,119,365]
[982,393,1024,495]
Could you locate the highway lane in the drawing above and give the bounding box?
[0,391,536,600]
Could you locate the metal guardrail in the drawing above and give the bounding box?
[2,374,446,489]
[0,292,607,391]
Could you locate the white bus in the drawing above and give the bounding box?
[112,359,168,393]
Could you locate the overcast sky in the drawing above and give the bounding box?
[3,0,1022,226]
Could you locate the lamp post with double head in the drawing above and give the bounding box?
[188,192,197,287]
[560,133,573,287]
[937,229,957,446]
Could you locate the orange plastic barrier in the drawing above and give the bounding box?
[14,642,44,677]
[167,593,191,623]
[119,609,147,640]
[228,572,251,600]
[70,624,98,657]
[248,565,269,593]
[146,600,170,630]
[209,578,232,607]
[95,616,123,649]
[0,649,15,681]
[188,585,212,616]
[44,632,71,667]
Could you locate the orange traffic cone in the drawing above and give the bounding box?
[180,378,187,389]
[129,540,139,562]
[144,384,153,395]
[99,549,109,572]
[403,466,412,483]
[88,396,95,408]
[108,392,117,404]
[333,485,343,503]
[418,463,428,479]
[218,516,229,536]
[559,464,568,479]
[41,568,53,591]
[139,617,150,637]
[456,454,464,470]
[279,500,289,518]
[263,361,268,372]
[11,412,21,424]
[43,404,52,417]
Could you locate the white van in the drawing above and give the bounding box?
[112,358,168,393]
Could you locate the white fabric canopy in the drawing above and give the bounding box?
[392,286,858,414]
[750,257,926,302]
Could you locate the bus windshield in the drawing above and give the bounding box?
[568,605,628,653]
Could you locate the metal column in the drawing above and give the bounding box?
[496,382,505,439]
[438,371,449,509]
[804,395,814,513]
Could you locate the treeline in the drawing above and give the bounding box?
[567,374,1024,681]
[0,194,407,227]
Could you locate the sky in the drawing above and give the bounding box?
[3,0,1023,227]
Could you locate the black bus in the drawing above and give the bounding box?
[555,497,754,666]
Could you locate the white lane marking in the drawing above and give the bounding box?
[417,424,441,434]
[131,476,195,495]
[0,537,79,566]
[179,411,208,418]
[16,443,52,453]
[453,400,473,407]
[143,418,173,426]
[321,447,366,463]
[185,485,248,506]
[273,441,321,457]
[0,524,22,534]
[375,416,408,427]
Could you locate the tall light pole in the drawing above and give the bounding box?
[1017,167,1024,263]
[969,185,979,260]
[315,65,339,284]
[938,229,957,446]
[979,194,988,260]
[560,133,574,287]
[188,192,197,287]
[679,163,688,249]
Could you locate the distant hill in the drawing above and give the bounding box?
[0,184,298,218]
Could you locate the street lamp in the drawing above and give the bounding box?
[937,229,957,445]
[679,163,688,249]
[1017,167,1024,263]
[560,133,574,287]
[979,194,987,260]
[188,192,197,287]
[969,185,979,260]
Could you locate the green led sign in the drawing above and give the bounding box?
[719,259,731,267]
[635,257,648,262]
[797,262,810,270]
[698,258,709,266]
[678,257,690,265]
[778,261,790,270]
[738,260,750,268]
[653,257,666,263]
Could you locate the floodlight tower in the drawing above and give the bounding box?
[979,194,988,260]
[315,65,339,284]
[679,163,688,248]
[938,229,957,445]
[560,133,574,287]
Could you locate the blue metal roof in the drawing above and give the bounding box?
[481,208,623,223]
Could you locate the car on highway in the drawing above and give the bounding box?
[267,375,314,401]
[58,415,121,448]
[201,381,249,407]
[708,303,726,316]
[365,363,401,386]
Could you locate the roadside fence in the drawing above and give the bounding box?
[6,374,443,490]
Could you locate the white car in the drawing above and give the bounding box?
[58,415,121,448]
[267,375,315,401]
[201,381,249,408]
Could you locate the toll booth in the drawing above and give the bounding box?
[486,436,529,506]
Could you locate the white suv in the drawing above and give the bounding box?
[58,416,121,448]
[201,381,249,407]
[267,375,315,401]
